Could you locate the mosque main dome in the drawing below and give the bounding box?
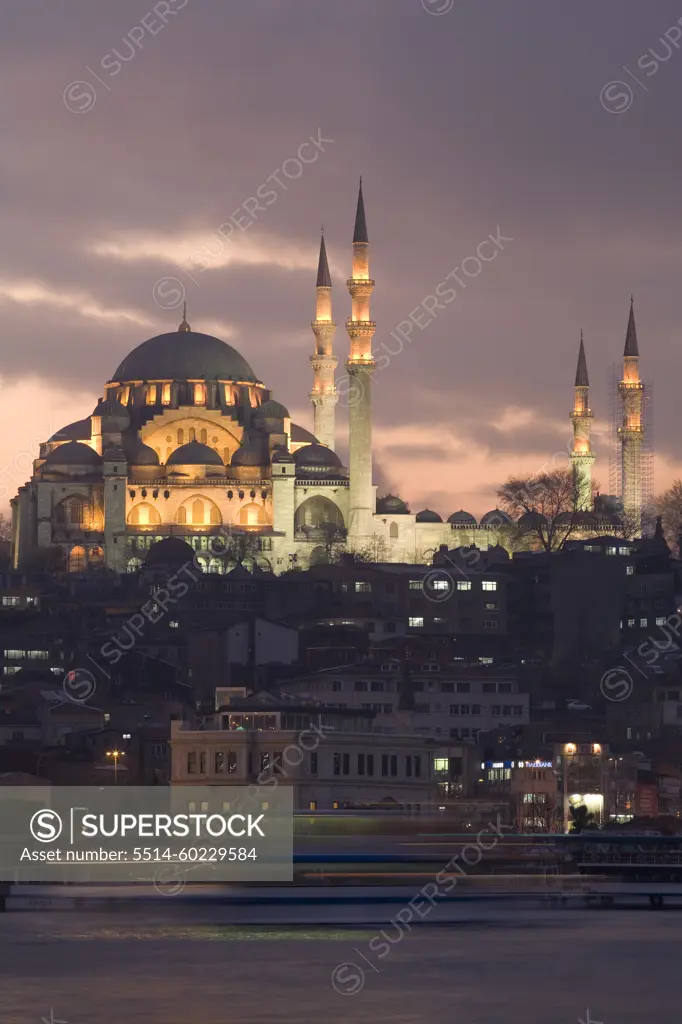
[109,330,260,384]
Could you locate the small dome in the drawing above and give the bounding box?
[167,441,223,466]
[103,446,126,461]
[448,510,477,525]
[377,494,409,515]
[125,441,159,466]
[48,418,91,443]
[271,445,295,464]
[93,397,130,423]
[143,537,199,570]
[42,442,102,467]
[415,508,443,523]
[255,399,290,419]
[518,510,548,528]
[480,509,513,526]
[290,423,318,445]
[293,444,343,472]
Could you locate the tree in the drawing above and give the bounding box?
[0,512,11,543]
[355,533,390,563]
[498,467,588,552]
[210,530,261,569]
[655,480,682,552]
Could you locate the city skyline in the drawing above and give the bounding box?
[2,0,682,517]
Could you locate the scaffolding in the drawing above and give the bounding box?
[609,364,654,534]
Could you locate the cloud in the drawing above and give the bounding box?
[0,277,155,328]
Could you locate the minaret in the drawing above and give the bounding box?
[618,297,644,530]
[309,230,338,448]
[569,331,595,510]
[346,179,376,540]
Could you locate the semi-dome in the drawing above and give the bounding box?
[42,442,102,467]
[255,399,290,419]
[480,509,513,526]
[167,441,223,466]
[415,508,443,523]
[290,423,318,445]
[518,510,548,528]
[109,330,259,384]
[377,494,409,515]
[293,444,344,473]
[125,440,159,466]
[448,510,477,525]
[231,434,269,467]
[48,418,91,443]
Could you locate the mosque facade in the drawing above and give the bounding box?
[10,185,638,574]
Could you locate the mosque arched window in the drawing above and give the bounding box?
[210,505,221,525]
[194,384,206,405]
[161,384,172,405]
[191,499,205,525]
[177,429,184,445]
[238,502,268,528]
[146,385,157,405]
[68,545,87,573]
[177,506,187,525]
[294,496,345,534]
[390,522,399,539]
[200,428,207,445]
[189,428,196,442]
[127,503,161,527]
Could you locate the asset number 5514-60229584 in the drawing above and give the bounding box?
[131,848,257,862]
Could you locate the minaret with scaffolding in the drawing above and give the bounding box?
[610,299,653,533]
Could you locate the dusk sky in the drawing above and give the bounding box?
[3,0,682,517]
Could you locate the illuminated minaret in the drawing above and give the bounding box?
[310,230,338,449]
[346,179,376,540]
[618,297,644,529]
[569,331,595,510]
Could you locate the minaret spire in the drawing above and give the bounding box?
[346,178,376,541]
[570,331,595,510]
[619,297,644,532]
[178,301,191,332]
[310,228,338,448]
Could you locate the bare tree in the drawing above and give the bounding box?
[498,468,586,552]
[655,480,682,552]
[355,533,390,563]
[0,513,11,544]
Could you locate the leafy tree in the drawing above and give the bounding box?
[569,803,596,834]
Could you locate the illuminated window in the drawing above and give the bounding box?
[2,597,19,607]
[146,385,157,405]
[161,384,172,405]
[120,387,131,405]
[194,384,206,405]
[409,580,422,590]
[457,581,471,591]
[177,429,184,445]
[192,499,205,525]
[482,581,497,591]
[177,507,187,525]
[656,616,666,626]
[355,582,371,593]
[628,618,635,627]
[433,758,448,772]
[409,617,424,628]
[210,505,221,525]
[68,546,87,572]
[431,579,449,591]
[640,617,648,627]
[626,565,634,575]
[200,428,207,444]
[189,428,196,442]
[606,546,617,556]
[309,800,317,811]
[250,389,260,408]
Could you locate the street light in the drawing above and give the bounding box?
[106,749,124,784]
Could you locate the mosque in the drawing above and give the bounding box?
[10,185,644,574]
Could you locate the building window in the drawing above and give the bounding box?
[656,616,666,626]
[260,753,270,772]
[194,383,206,405]
[2,596,19,607]
[627,618,635,628]
[456,581,471,591]
[450,705,459,716]
[161,383,172,404]
[309,801,317,811]
[408,617,424,628]
[409,580,422,590]
[390,755,398,777]
[342,753,350,776]
[310,752,318,775]
[355,581,371,593]
[483,619,498,629]
[333,753,341,776]
[482,581,497,591]
[381,754,389,777]
[146,384,157,405]
[414,756,421,778]
[640,617,648,628]
[332,680,343,692]
[440,682,454,693]
[187,752,197,774]
[358,754,365,775]
[626,565,634,576]
[354,680,368,692]
[367,754,374,776]
[456,683,470,693]
[370,680,384,692]
[215,752,225,774]
[406,756,412,777]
